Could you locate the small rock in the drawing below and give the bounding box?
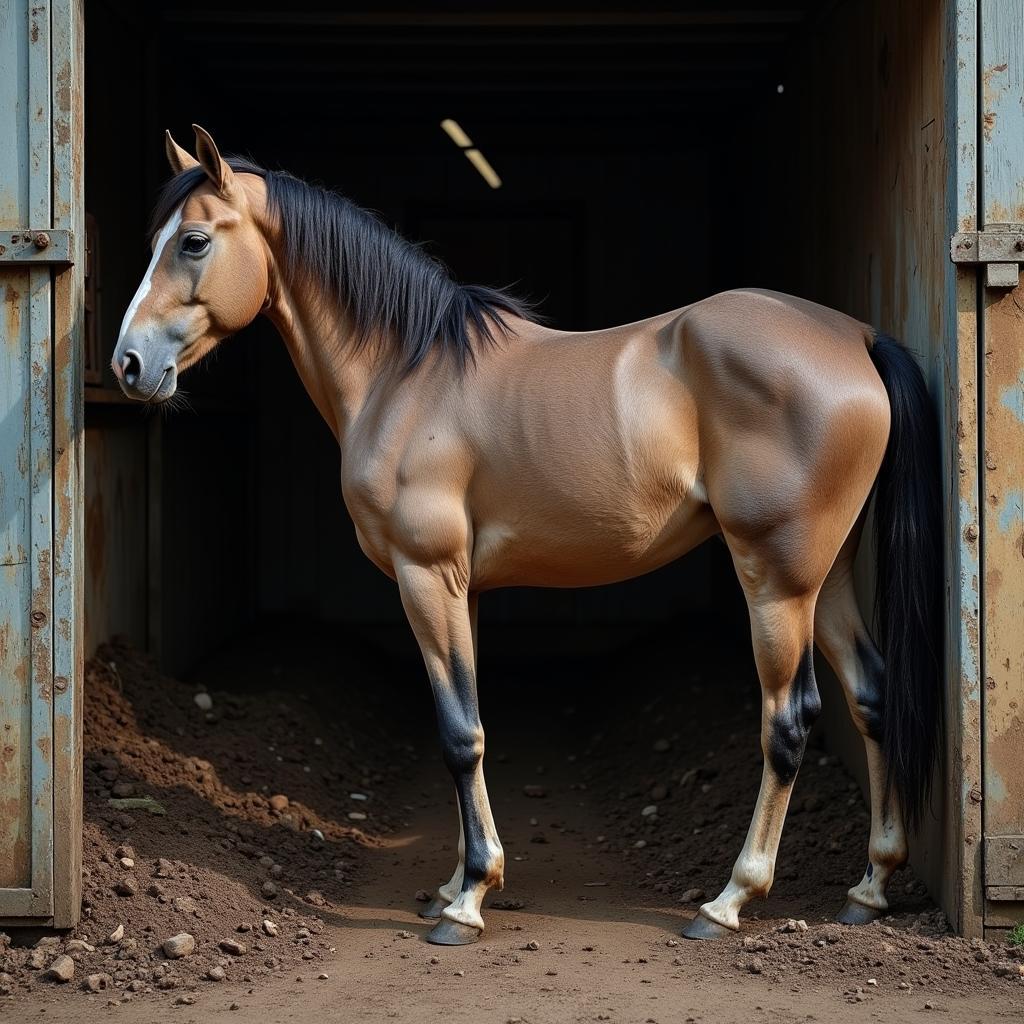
[172,895,198,914]
[414,889,431,902]
[679,888,705,904]
[395,930,414,939]
[268,794,289,812]
[65,938,95,954]
[162,933,196,959]
[317,972,329,980]
[174,994,195,1006]
[45,955,75,983]
[262,920,279,937]
[347,811,367,821]
[82,972,113,993]
[261,881,279,899]
[219,939,247,956]
[153,858,174,878]
[113,878,137,897]
[641,805,658,817]
[523,940,540,951]
[206,965,226,981]
[118,857,135,870]
[106,924,124,944]
[193,692,213,711]
[748,957,764,975]
[111,782,135,798]
[27,949,46,970]
[127,979,146,993]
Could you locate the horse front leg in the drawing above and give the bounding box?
[418,595,478,922]
[397,565,502,945]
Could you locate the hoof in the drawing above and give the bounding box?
[426,918,482,946]
[682,912,735,941]
[837,899,882,926]
[417,896,450,920]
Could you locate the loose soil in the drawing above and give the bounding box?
[2,624,1021,1023]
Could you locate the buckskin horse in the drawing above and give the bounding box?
[112,126,941,945]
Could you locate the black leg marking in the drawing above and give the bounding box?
[768,646,821,785]
[432,650,495,889]
[853,635,885,743]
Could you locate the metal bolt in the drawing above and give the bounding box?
[1015,238,1024,252]
[30,610,46,626]
[964,523,979,542]
[33,231,50,250]
[54,677,68,693]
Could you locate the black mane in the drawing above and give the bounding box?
[149,156,535,372]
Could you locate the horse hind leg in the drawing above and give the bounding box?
[814,551,908,922]
[685,548,820,938]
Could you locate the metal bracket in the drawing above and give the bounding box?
[950,224,1024,288]
[0,229,74,266]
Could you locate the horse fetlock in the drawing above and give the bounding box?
[732,854,774,899]
[440,893,485,931]
[846,877,890,912]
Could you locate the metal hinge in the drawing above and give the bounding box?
[950,224,1024,288]
[0,229,74,266]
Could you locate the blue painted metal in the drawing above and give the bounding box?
[49,0,85,929]
[0,0,82,924]
[939,0,984,938]
[979,0,1024,927]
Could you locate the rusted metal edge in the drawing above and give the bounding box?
[0,229,74,264]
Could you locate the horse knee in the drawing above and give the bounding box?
[440,720,485,776]
[766,646,821,785]
[850,636,884,743]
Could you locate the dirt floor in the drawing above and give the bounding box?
[2,623,1022,1023]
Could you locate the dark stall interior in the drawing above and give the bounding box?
[77,0,960,929]
[83,2,818,680]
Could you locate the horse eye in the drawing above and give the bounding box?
[181,233,210,256]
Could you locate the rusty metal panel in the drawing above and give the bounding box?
[50,0,84,929]
[0,0,56,920]
[979,0,1024,933]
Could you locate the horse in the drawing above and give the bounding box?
[112,125,942,946]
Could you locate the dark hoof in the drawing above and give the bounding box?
[837,899,882,926]
[417,897,450,920]
[682,912,735,941]
[426,918,483,946]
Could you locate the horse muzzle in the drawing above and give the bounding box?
[112,338,178,403]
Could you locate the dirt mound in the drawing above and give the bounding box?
[0,637,403,1008]
[581,667,1024,996]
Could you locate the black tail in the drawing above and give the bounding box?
[867,333,943,830]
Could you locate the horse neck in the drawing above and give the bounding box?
[264,271,386,444]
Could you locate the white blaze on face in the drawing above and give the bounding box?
[117,205,184,348]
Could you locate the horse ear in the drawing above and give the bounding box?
[192,123,235,198]
[165,130,199,175]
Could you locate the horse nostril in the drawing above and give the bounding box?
[122,350,143,387]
